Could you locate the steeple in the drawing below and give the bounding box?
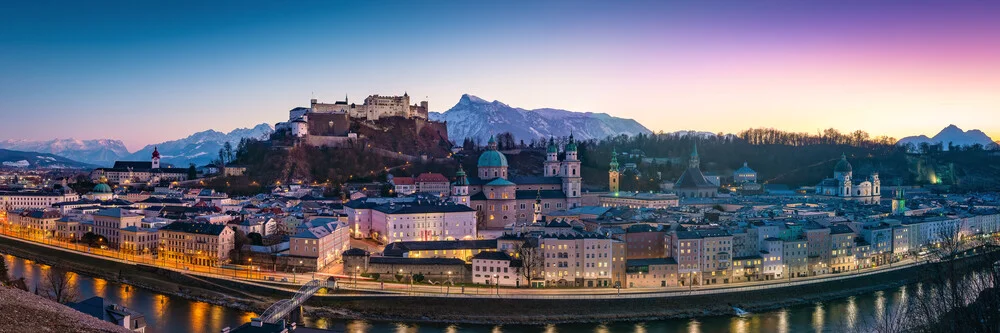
[689,143,700,169]
[533,189,543,224]
[610,148,619,171]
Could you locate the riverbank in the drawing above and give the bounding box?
[305,249,1000,325]
[5,232,1000,326]
[0,235,281,314]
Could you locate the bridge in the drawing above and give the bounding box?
[255,279,323,324]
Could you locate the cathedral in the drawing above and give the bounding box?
[815,154,881,203]
[455,135,582,230]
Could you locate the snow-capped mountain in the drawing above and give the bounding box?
[0,149,93,169]
[429,94,652,142]
[897,125,996,150]
[0,138,129,166]
[125,123,273,167]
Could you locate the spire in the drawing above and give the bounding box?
[610,147,619,171]
[689,143,700,169]
[152,146,160,159]
[487,135,497,150]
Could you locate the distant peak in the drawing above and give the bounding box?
[942,124,963,131]
[459,94,488,104]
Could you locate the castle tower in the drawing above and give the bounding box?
[452,165,471,207]
[544,137,560,177]
[532,189,543,224]
[609,147,620,193]
[151,147,161,169]
[561,134,582,207]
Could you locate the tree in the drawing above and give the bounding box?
[224,141,234,163]
[229,227,249,264]
[41,268,78,303]
[187,163,197,180]
[81,232,105,247]
[412,273,425,283]
[0,257,9,285]
[514,238,542,286]
[247,232,264,246]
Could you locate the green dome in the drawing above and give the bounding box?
[834,154,853,173]
[565,133,577,152]
[478,149,508,168]
[547,137,558,153]
[93,183,112,193]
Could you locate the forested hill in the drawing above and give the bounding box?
[573,128,1000,192]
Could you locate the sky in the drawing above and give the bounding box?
[2,0,1000,151]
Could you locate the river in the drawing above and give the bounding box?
[5,254,914,333]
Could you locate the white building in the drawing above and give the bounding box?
[815,154,880,203]
[471,251,520,286]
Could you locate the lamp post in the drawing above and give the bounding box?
[354,266,360,288]
[494,274,499,295]
[446,271,452,295]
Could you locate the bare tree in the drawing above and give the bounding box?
[514,239,542,287]
[41,268,79,304]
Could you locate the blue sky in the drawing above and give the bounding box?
[3,1,999,151]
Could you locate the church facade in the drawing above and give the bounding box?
[91,147,189,185]
[815,154,881,204]
[458,135,582,230]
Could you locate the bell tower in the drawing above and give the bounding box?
[609,147,620,193]
[151,147,161,169]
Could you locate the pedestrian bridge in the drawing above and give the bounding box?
[255,279,323,324]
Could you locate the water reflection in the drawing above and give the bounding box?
[0,254,981,333]
[3,255,256,333]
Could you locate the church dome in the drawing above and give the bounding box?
[834,154,853,173]
[477,149,508,168]
[547,137,558,154]
[93,183,113,194]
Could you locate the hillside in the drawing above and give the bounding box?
[0,287,131,333]
[430,94,651,142]
[0,149,93,169]
[579,129,1000,192]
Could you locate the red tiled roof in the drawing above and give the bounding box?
[392,177,415,185]
[415,173,448,183]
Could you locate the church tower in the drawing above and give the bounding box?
[452,165,470,207]
[609,147,620,193]
[689,143,700,169]
[891,184,906,215]
[561,134,582,207]
[544,137,560,177]
[532,189,543,224]
[151,147,161,169]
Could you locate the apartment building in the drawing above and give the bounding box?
[157,222,235,267]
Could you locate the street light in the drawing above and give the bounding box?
[494,274,499,295]
[446,271,452,295]
[354,265,360,288]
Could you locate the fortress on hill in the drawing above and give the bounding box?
[275,93,443,149]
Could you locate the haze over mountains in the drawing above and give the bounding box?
[896,124,997,150]
[429,94,652,142]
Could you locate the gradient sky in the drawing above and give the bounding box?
[2,0,999,151]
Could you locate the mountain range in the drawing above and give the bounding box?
[429,94,652,142]
[0,139,130,166]
[896,125,997,150]
[0,123,273,168]
[125,123,273,167]
[0,149,94,169]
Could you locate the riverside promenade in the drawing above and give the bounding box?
[0,226,936,300]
